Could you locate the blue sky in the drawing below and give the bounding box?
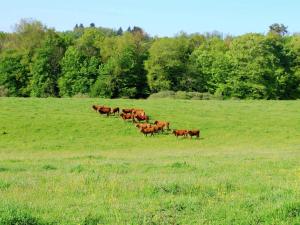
[1,0,299,36]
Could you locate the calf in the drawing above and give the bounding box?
[172,129,188,138]
[188,130,200,138]
[111,107,120,115]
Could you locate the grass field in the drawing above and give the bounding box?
[0,97,300,225]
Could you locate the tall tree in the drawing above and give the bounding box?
[0,51,30,96]
[145,36,190,92]
[0,32,6,53]
[76,27,104,57]
[10,19,47,56]
[30,31,66,97]
[269,23,288,36]
[117,27,123,36]
[288,35,300,98]
[189,37,231,93]
[92,32,149,98]
[59,46,100,96]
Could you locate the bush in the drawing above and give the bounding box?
[72,93,89,98]
[148,91,216,100]
[0,86,9,97]
[174,91,189,99]
[201,92,213,100]
[148,91,175,99]
[187,92,203,100]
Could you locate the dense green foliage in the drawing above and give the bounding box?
[0,98,300,224]
[1,20,300,99]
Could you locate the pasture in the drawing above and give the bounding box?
[0,97,300,225]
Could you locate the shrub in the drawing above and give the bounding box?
[148,91,216,100]
[201,92,213,100]
[72,93,90,98]
[174,91,189,99]
[0,86,9,97]
[148,91,175,99]
[187,92,203,100]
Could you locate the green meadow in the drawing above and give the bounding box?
[0,97,300,225]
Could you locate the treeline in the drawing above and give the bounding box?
[1,19,300,99]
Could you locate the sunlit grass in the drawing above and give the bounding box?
[0,97,300,224]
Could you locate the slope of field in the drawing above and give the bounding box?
[0,97,300,225]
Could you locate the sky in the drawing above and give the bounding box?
[1,0,299,36]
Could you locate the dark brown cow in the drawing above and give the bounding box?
[120,113,133,121]
[172,129,188,137]
[154,121,170,131]
[188,130,200,138]
[133,114,149,123]
[98,106,111,117]
[111,107,120,115]
[140,127,155,136]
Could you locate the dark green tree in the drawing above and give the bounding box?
[269,23,288,36]
[145,36,190,92]
[59,46,100,96]
[92,32,149,98]
[117,27,123,36]
[189,37,231,94]
[30,31,66,97]
[0,51,30,96]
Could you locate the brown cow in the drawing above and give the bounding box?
[92,105,103,112]
[173,129,188,138]
[157,124,165,132]
[133,114,149,123]
[135,123,151,129]
[120,113,133,121]
[188,130,200,138]
[154,121,170,131]
[151,124,164,133]
[111,107,120,115]
[98,106,111,117]
[140,126,155,136]
[122,108,133,114]
[132,109,145,116]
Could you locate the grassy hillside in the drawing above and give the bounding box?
[0,97,300,224]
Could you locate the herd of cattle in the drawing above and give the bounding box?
[92,105,200,138]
